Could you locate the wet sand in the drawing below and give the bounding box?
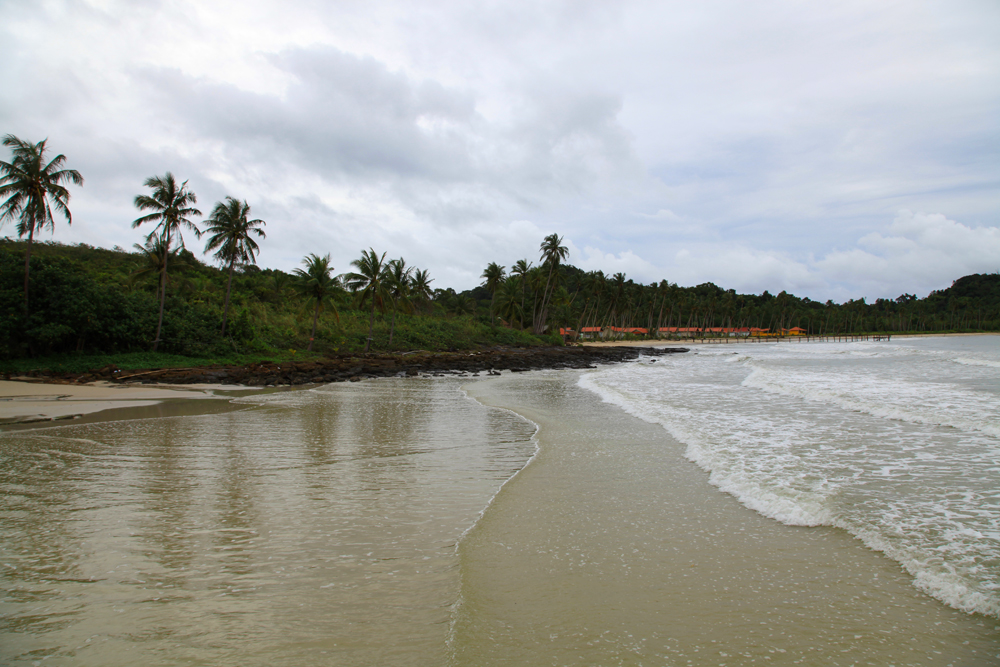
[0,380,264,426]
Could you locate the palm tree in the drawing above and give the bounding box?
[409,268,434,313]
[480,262,506,324]
[0,135,83,316]
[384,258,413,346]
[293,253,341,352]
[203,197,266,336]
[345,248,388,353]
[495,277,523,327]
[133,173,201,351]
[510,259,532,328]
[534,233,569,334]
[130,236,187,292]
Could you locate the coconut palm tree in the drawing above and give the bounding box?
[293,253,341,352]
[129,236,187,292]
[534,233,569,334]
[0,135,83,316]
[345,248,388,353]
[384,258,413,346]
[495,277,523,327]
[409,268,434,313]
[480,262,506,324]
[510,259,532,328]
[203,197,266,336]
[133,173,201,351]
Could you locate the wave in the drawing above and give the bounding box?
[954,356,1000,369]
[741,363,1000,438]
[578,362,1000,619]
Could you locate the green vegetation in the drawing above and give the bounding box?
[0,239,547,370]
[0,135,83,316]
[2,136,998,374]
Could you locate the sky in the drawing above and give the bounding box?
[1,0,998,302]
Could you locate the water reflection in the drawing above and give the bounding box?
[0,378,536,666]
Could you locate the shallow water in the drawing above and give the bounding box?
[0,379,535,666]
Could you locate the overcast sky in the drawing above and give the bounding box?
[2,0,998,302]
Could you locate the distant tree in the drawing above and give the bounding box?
[384,258,413,346]
[203,197,266,336]
[480,262,506,324]
[293,253,341,352]
[132,173,201,351]
[409,268,434,313]
[0,135,83,317]
[345,248,389,353]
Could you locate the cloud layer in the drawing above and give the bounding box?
[1,0,997,300]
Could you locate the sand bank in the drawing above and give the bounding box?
[0,379,249,425]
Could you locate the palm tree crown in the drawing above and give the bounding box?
[133,173,201,246]
[132,172,201,351]
[203,196,266,336]
[0,135,83,316]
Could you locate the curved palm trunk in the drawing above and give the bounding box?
[152,241,169,352]
[389,306,397,346]
[534,265,557,334]
[221,260,235,336]
[308,302,319,351]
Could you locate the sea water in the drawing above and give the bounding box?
[579,335,1000,619]
[2,338,998,665]
[0,379,537,666]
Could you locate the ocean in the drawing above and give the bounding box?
[579,335,1000,619]
[2,335,998,665]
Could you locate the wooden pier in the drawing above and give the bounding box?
[676,334,892,344]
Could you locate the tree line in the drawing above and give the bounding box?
[475,259,1000,338]
[2,135,998,361]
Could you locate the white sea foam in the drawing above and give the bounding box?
[741,362,1000,437]
[954,356,1000,369]
[579,336,1000,618]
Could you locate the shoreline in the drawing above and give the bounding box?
[453,371,999,663]
[0,345,687,426]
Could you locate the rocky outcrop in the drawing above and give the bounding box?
[32,345,688,386]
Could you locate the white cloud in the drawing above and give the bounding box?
[818,210,1000,297]
[635,209,682,222]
